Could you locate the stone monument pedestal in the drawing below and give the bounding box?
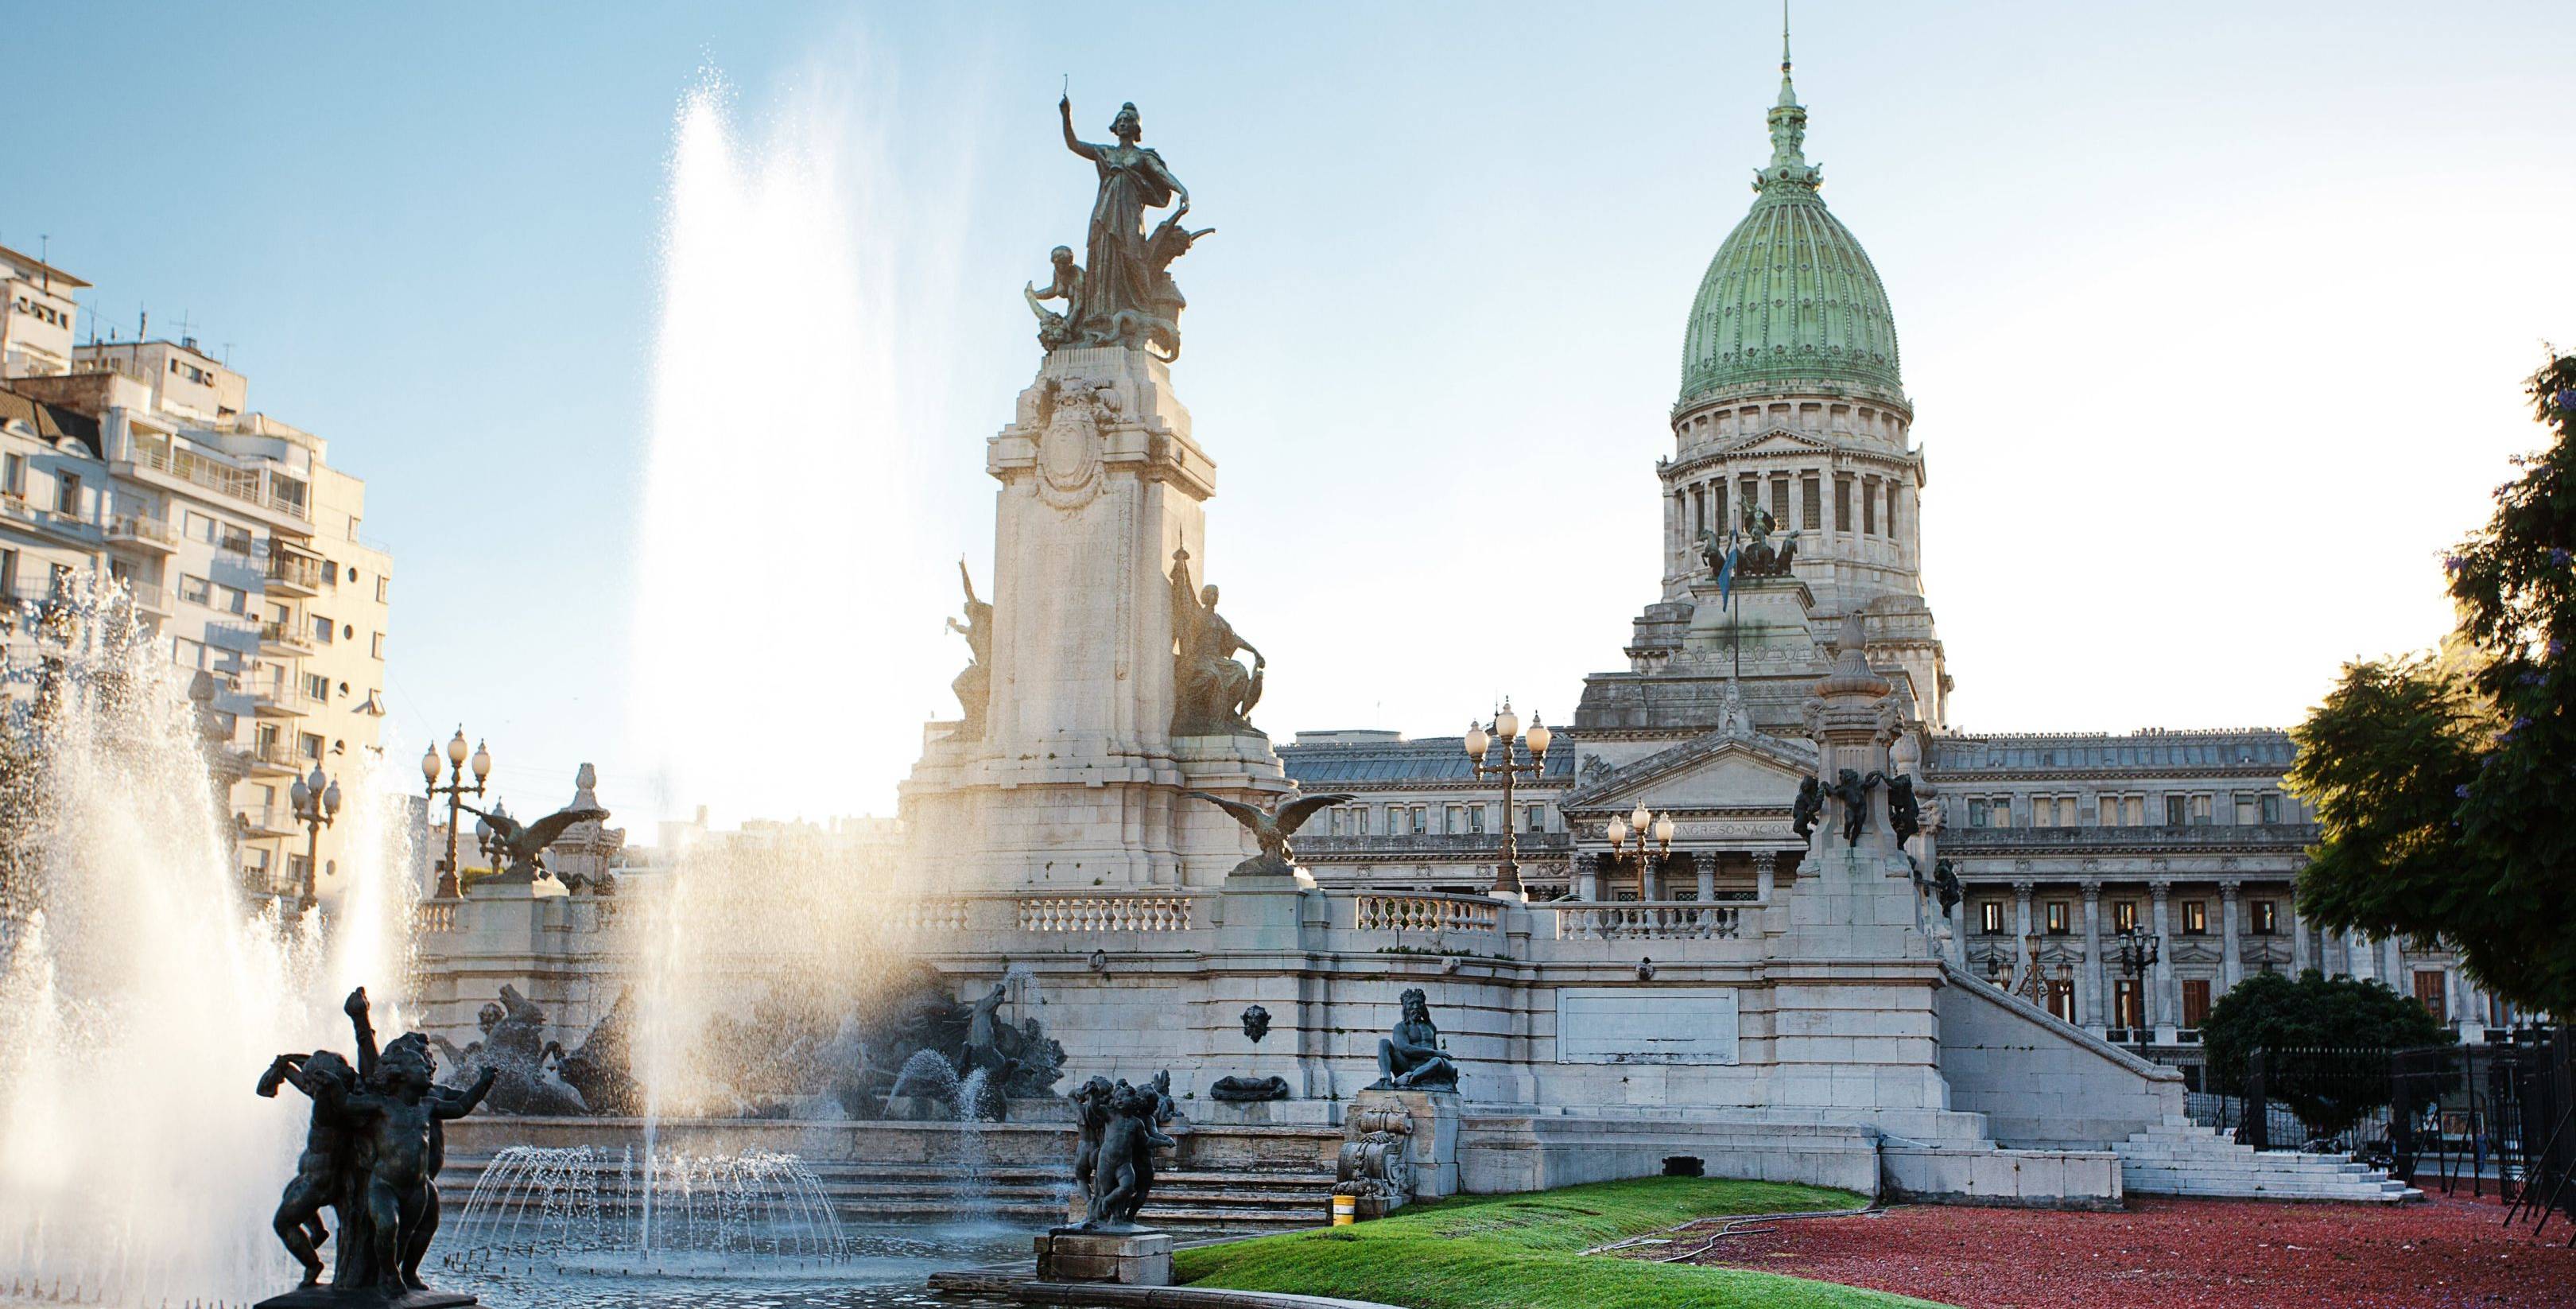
[255,1288,475,1309]
[1364,1089,1461,1200]
[1035,1229,1174,1286]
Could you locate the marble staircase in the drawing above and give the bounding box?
[2114,1117,2420,1202]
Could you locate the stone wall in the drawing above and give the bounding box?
[1936,960,2182,1146]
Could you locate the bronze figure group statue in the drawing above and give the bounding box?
[1068,1072,1179,1229]
[1029,95,1211,360]
[1370,989,1459,1091]
[1704,499,1798,584]
[947,561,994,737]
[258,986,493,1303]
[1169,547,1264,736]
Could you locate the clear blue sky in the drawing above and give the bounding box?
[12,2,2573,824]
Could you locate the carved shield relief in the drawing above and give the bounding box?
[1036,379,1113,510]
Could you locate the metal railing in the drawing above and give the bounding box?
[258,619,314,650]
[266,551,325,590]
[125,445,310,521]
[1545,899,1743,940]
[106,513,177,547]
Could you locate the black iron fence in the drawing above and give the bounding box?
[2190,1030,2576,1237]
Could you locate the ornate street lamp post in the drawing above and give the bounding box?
[1604,801,1674,901]
[421,727,491,899]
[1461,700,1551,900]
[288,762,341,915]
[2113,926,2161,1051]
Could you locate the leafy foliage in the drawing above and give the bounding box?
[2201,970,2450,1132]
[2290,355,2576,1016]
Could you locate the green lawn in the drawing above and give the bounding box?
[1175,1177,1953,1309]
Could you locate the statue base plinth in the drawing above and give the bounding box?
[1353,1089,1461,1200]
[255,1287,475,1309]
[1035,1229,1173,1285]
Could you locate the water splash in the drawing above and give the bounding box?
[449,1145,853,1276]
[0,584,417,1304]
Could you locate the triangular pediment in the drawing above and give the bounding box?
[1713,425,1835,458]
[1562,728,1818,815]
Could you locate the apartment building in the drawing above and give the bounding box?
[0,250,392,911]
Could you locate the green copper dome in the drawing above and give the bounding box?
[1678,56,1904,411]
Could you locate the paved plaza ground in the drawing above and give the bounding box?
[1668,1191,2576,1308]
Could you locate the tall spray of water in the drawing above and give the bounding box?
[0,588,420,1303]
[627,67,973,826]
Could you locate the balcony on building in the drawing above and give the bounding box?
[256,617,314,657]
[104,511,177,554]
[266,546,324,596]
[245,737,304,776]
[235,803,297,839]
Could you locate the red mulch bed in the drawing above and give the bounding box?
[1670,1192,2576,1308]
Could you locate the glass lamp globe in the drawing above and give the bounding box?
[1652,812,1675,847]
[421,744,440,785]
[322,779,342,817]
[1630,802,1651,833]
[1464,722,1490,761]
[1524,716,1551,757]
[471,740,492,782]
[447,728,469,767]
[1605,814,1628,849]
[1493,701,1519,741]
[291,777,311,810]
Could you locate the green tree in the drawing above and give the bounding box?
[2201,969,2450,1134]
[2289,353,2576,1016]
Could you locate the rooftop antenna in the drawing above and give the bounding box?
[36,235,48,293]
[221,341,234,367]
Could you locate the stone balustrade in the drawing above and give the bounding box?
[1017,894,1195,934]
[413,900,457,934]
[889,898,972,933]
[1353,893,1501,935]
[1546,900,1742,940]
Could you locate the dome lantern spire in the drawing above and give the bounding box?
[1763,2,1821,193]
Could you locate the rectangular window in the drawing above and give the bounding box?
[298,732,324,760]
[2096,796,2119,827]
[1801,476,1822,530]
[2113,900,2140,933]
[302,672,329,704]
[375,575,390,604]
[2235,794,2259,825]
[1410,807,1426,835]
[2182,979,2213,1029]
[1711,483,1726,535]
[2166,794,2188,825]
[1690,487,1705,536]
[184,510,215,542]
[1885,482,1900,539]
[2045,901,2070,934]
[171,635,207,670]
[219,523,254,555]
[1467,806,1484,833]
[2,453,21,497]
[0,548,15,598]
[1834,478,1851,531]
[310,613,333,644]
[178,574,211,605]
[2113,980,2143,1030]
[1967,798,1989,828]
[2413,970,2447,1020]
[2046,978,2076,1023]
[2252,899,2279,934]
[370,631,386,659]
[54,472,79,516]
[1980,901,2005,935]
[1525,805,1542,833]
[2182,900,2208,934]
[2260,793,2283,824]
[1769,476,1789,526]
[1862,480,1878,534]
[1989,796,2012,829]
[2192,794,2213,825]
[2125,796,2145,826]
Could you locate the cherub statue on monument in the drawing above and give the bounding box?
[1791,775,1825,841]
[1170,546,1264,736]
[1024,246,1082,351]
[1828,767,1876,846]
[947,560,994,737]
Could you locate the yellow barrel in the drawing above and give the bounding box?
[1331,1194,1356,1225]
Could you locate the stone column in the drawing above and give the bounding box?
[1695,852,1716,903]
[1574,852,1599,903]
[2012,880,2035,983]
[2150,880,2174,1039]
[2219,880,2243,989]
[2081,880,2105,1028]
[2289,897,2310,973]
[2347,929,2376,981]
[1753,850,1777,902]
